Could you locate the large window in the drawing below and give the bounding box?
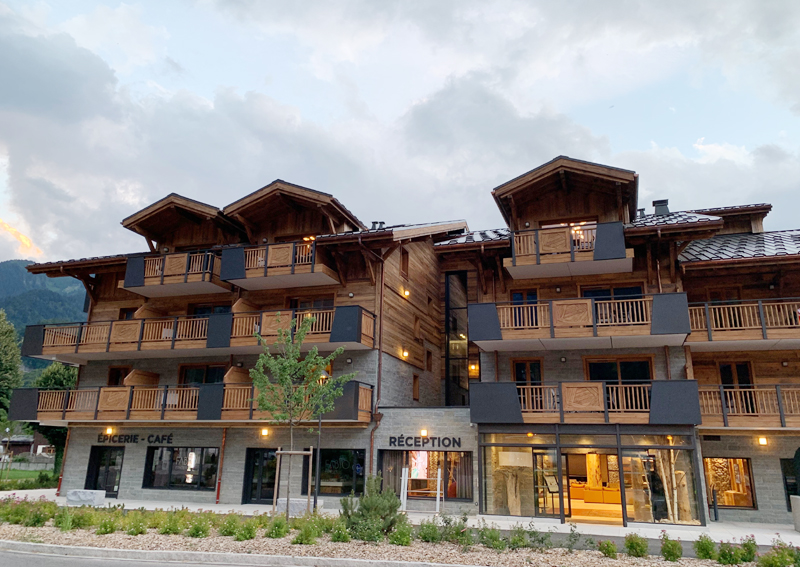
[586,357,653,384]
[301,449,365,495]
[143,447,219,491]
[180,364,226,385]
[513,359,542,384]
[703,457,756,509]
[380,450,472,500]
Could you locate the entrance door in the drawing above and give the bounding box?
[244,448,278,504]
[720,362,756,414]
[85,447,124,497]
[560,449,623,525]
[532,449,561,518]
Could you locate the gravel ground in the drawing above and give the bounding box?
[0,523,735,567]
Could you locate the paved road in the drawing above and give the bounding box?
[0,549,309,567]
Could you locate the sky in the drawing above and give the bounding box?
[0,1,799,262]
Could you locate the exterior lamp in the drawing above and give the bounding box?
[527,432,534,438]
[758,437,768,446]
[404,290,410,297]
[420,429,428,437]
[105,427,113,435]
[402,350,409,357]
[261,428,269,437]
[470,364,477,371]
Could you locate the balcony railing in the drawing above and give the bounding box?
[143,251,220,283]
[688,298,800,342]
[699,384,800,428]
[243,241,315,271]
[516,382,651,424]
[513,225,597,262]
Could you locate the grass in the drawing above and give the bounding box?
[0,470,49,481]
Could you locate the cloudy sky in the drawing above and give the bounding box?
[0,1,799,262]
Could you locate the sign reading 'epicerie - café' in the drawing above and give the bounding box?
[96,433,174,444]
[388,435,461,448]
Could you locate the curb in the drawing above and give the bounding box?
[0,539,482,567]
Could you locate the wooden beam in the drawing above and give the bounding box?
[75,274,98,304]
[171,205,204,225]
[559,170,569,193]
[132,227,158,252]
[495,255,506,294]
[646,243,654,286]
[331,251,348,286]
[676,240,691,256]
[616,182,624,222]
[318,205,337,235]
[381,243,401,261]
[508,196,519,231]
[278,194,304,214]
[473,254,487,296]
[361,250,376,286]
[232,213,257,244]
[669,241,677,284]
[684,345,694,380]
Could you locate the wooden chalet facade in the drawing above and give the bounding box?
[9,157,800,525]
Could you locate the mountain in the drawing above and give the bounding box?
[0,260,84,299]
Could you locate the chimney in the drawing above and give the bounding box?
[378,221,385,229]
[653,199,670,216]
[637,208,645,219]
[370,221,378,230]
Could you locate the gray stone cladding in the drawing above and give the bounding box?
[699,433,800,524]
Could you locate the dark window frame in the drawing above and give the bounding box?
[582,355,655,384]
[300,448,366,496]
[107,366,132,387]
[178,363,228,386]
[413,375,420,401]
[142,446,220,491]
[702,456,757,510]
[378,449,473,501]
[400,248,409,279]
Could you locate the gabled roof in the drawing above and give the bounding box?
[691,203,772,216]
[223,179,366,231]
[317,220,468,243]
[434,228,511,249]
[680,230,800,266]
[625,211,722,229]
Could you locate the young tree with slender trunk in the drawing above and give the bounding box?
[250,314,357,520]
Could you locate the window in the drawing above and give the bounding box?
[426,350,433,372]
[400,248,409,278]
[586,357,653,384]
[179,364,226,385]
[107,366,131,387]
[118,308,137,320]
[301,449,365,495]
[380,450,472,500]
[191,304,231,316]
[413,375,420,401]
[511,290,537,304]
[513,359,542,384]
[781,459,797,512]
[143,447,219,490]
[290,296,335,309]
[703,457,756,508]
[582,285,643,300]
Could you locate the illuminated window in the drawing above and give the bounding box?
[703,457,756,508]
[143,447,219,491]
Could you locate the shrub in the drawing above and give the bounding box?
[234,519,259,541]
[740,535,758,563]
[719,541,745,565]
[478,520,506,551]
[95,516,118,535]
[340,475,401,538]
[440,513,473,547]
[756,540,796,567]
[599,540,618,559]
[350,516,384,542]
[291,522,317,545]
[54,507,74,532]
[265,515,289,539]
[388,516,412,546]
[158,513,184,535]
[147,510,168,530]
[526,523,552,552]
[187,516,210,538]
[330,519,351,542]
[218,514,241,537]
[291,511,334,537]
[695,534,718,560]
[661,531,683,562]
[417,518,441,543]
[6,501,32,524]
[507,524,528,550]
[565,523,582,553]
[71,507,97,529]
[124,511,148,536]
[624,533,649,558]
[23,507,50,527]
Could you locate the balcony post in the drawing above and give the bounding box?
[105,321,113,352]
[249,383,255,420]
[602,381,609,423]
[160,385,169,420]
[534,229,540,265]
[719,384,728,427]
[549,300,555,338]
[263,244,269,277]
[136,318,145,351]
[125,386,134,420]
[591,298,598,337]
[558,382,564,423]
[159,256,165,285]
[291,242,296,274]
[74,323,83,354]
[758,300,767,340]
[569,229,575,262]
[171,316,178,349]
[184,252,191,283]
[61,389,71,420]
[776,385,786,428]
[704,303,713,342]
[94,387,101,420]
[311,241,316,273]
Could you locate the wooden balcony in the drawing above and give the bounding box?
[687,299,800,351]
[219,242,339,290]
[699,384,800,428]
[122,251,231,297]
[468,294,690,351]
[22,306,377,364]
[10,381,373,426]
[516,382,652,424]
[502,223,633,278]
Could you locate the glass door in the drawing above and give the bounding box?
[245,448,278,504]
[85,447,124,497]
[532,449,561,518]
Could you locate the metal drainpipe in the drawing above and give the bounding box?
[369,257,386,476]
[656,228,663,293]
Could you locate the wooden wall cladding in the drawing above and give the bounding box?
[683,268,800,303]
[160,218,240,251]
[515,184,623,228]
[692,351,800,385]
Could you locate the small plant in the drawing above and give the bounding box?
[417,518,441,543]
[350,516,384,542]
[187,516,210,538]
[695,534,718,560]
[158,513,184,535]
[565,522,582,553]
[718,541,745,565]
[507,524,528,550]
[439,512,473,548]
[740,535,758,563]
[218,514,241,537]
[71,507,97,529]
[661,531,683,562]
[526,523,553,552]
[291,522,317,545]
[124,511,148,536]
[54,507,74,532]
[147,510,168,530]
[599,540,618,559]
[624,533,649,558]
[756,539,796,567]
[478,520,506,551]
[330,519,351,542]
[95,516,118,535]
[23,507,51,527]
[388,516,413,546]
[265,515,289,538]
[234,519,259,541]
[340,475,402,537]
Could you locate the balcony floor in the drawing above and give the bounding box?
[122,280,230,298]
[504,256,633,279]
[225,264,339,290]
[474,333,687,351]
[687,337,800,352]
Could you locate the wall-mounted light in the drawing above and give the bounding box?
[783,361,789,367]
[459,333,467,340]
[556,287,561,293]
[402,350,409,357]
[346,358,353,364]
[161,247,169,254]
[758,437,768,446]
[404,290,410,297]
[524,222,530,228]
[420,429,428,437]
[236,362,243,367]
[560,357,567,363]
[105,427,113,435]
[470,364,477,371]
[769,284,776,290]
[348,292,354,298]
[261,428,269,437]
[262,237,268,243]
[526,432,534,438]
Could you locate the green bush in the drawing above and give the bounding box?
[291,522,317,545]
[54,507,74,532]
[23,507,50,527]
[695,534,718,560]
[218,514,241,537]
[507,524,528,550]
[147,510,168,530]
[158,513,184,535]
[187,516,210,538]
[350,516,384,542]
[71,507,97,529]
[599,540,618,559]
[37,471,53,485]
[330,519,351,542]
[95,516,118,535]
[265,515,289,538]
[526,523,552,552]
[757,540,796,567]
[565,523,583,553]
[624,533,649,558]
[439,513,473,547]
[6,500,32,524]
[124,511,147,536]
[340,475,401,538]
[388,517,412,546]
[478,520,506,551]
[660,531,683,562]
[417,518,441,543]
[740,535,758,563]
[719,541,745,565]
[234,519,259,541]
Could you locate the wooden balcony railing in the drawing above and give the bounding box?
[141,251,220,282]
[242,242,316,271]
[688,299,800,342]
[516,382,651,424]
[699,384,800,428]
[512,225,597,263]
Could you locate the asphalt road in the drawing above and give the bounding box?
[0,548,310,567]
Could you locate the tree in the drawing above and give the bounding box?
[0,309,22,422]
[250,314,357,519]
[30,362,77,475]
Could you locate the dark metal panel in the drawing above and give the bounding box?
[321,381,359,421]
[593,221,627,261]
[220,247,246,281]
[197,383,224,420]
[330,306,361,343]
[82,292,90,313]
[649,380,701,425]
[21,325,44,357]
[467,303,502,342]
[206,313,233,349]
[8,388,40,421]
[469,383,524,424]
[123,256,145,288]
[651,293,691,335]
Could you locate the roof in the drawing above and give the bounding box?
[121,193,220,227]
[691,203,772,216]
[625,211,722,229]
[317,220,468,243]
[680,230,800,264]
[434,228,511,248]
[27,253,132,274]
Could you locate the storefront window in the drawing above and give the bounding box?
[482,446,560,517]
[302,449,365,495]
[143,447,219,490]
[703,457,756,509]
[380,450,472,500]
[620,435,691,447]
[623,449,700,524]
[481,433,556,445]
